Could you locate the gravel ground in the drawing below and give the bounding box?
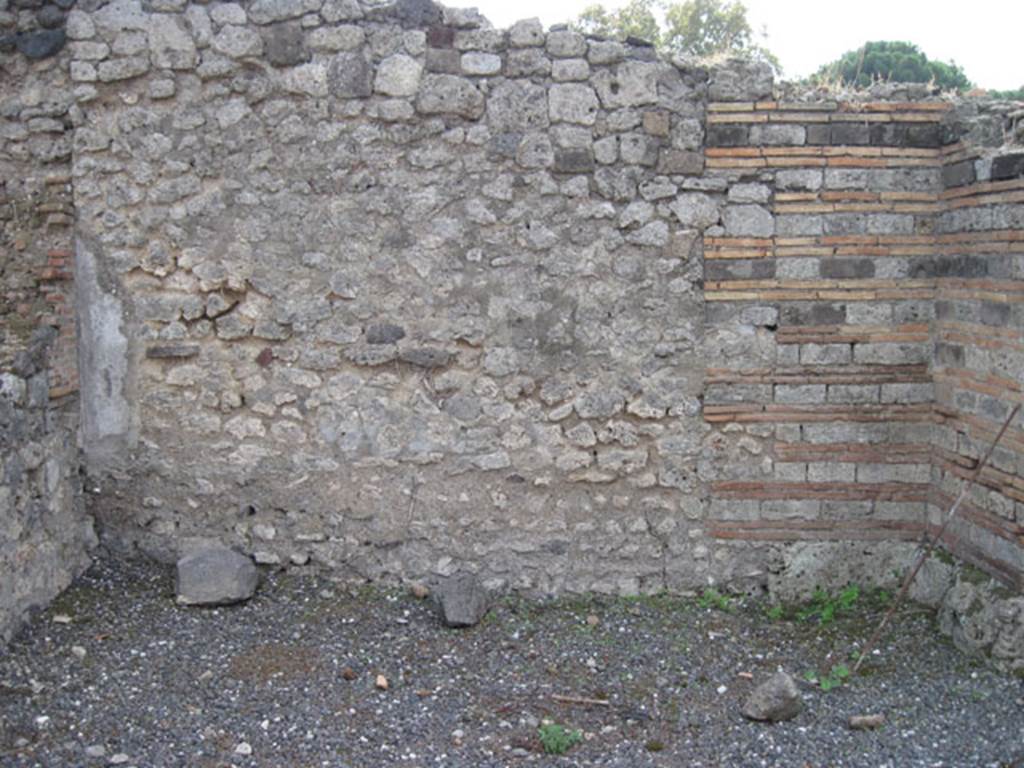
[1,556,1022,768]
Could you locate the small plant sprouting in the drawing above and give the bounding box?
[538,723,583,755]
[796,584,860,625]
[697,588,732,612]
[805,663,851,692]
[765,604,784,621]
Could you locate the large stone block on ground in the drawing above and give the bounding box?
[176,545,259,606]
[741,670,803,722]
[433,572,489,628]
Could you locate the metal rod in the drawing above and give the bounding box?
[852,403,1020,674]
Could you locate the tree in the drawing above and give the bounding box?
[572,0,777,68]
[575,0,661,44]
[813,41,972,92]
[987,86,1024,101]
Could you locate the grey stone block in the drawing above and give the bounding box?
[706,124,748,147]
[365,323,406,345]
[261,23,311,66]
[805,124,830,145]
[906,124,940,148]
[433,572,489,628]
[869,123,907,146]
[705,259,775,281]
[942,160,975,189]
[774,384,826,404]
[991,152,1024,181]
[830,122,869,145]
[780,303,846,326]
[329,51,373,98]
[741,671,803,722]
[657,149,703,175]
[670,193,720,228]
[554,148,594,174]
[425,47,460,73]
[379,0,443,29]
[749,123,805,146]
[15,29,65,59]
[828,384,879,404]
[800,343,851,365]
[708,59,772,101]
[775,169,822,191]
[723,205,773,237]
[175,546,259,606]
[819,258,875,279]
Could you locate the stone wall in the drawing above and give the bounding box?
[1,26,94,643]
[1,0,1021,620]
[923,114,1024,665]
[66,0,715,594]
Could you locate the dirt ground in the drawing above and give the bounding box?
[1,556,1022,767]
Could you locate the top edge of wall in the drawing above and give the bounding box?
[1,0,1023,108]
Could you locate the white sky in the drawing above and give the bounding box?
[456,0,1023,90]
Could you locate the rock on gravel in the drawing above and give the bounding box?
[741,670,803,722]
[175,544,259,606]
[409,582,430,599]
[849,713,886,730]
[433,572,489,628]
[4,557,1022,768]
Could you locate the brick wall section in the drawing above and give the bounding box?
[703,98,944,551]
[701,96,1024,591]
[0,41,92,643]
[0,178,77,395]
[931,144,1024,589]
[0,97,78,397]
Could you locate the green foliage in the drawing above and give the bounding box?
[575,0,661,44]
[765,584,894,624]
[805,663,851,692]
[988,86,1024,101]
[796,584,860,625]
[538,723,583,755]
[697,587,732,611]
[572,0,777,69]
[813,41,972,92]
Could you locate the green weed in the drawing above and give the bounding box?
[538,723,582,755]
[796,584,860,625]
[697,588,732,612]
[804,663,851,692]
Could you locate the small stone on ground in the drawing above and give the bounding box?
[849,713,886,730]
